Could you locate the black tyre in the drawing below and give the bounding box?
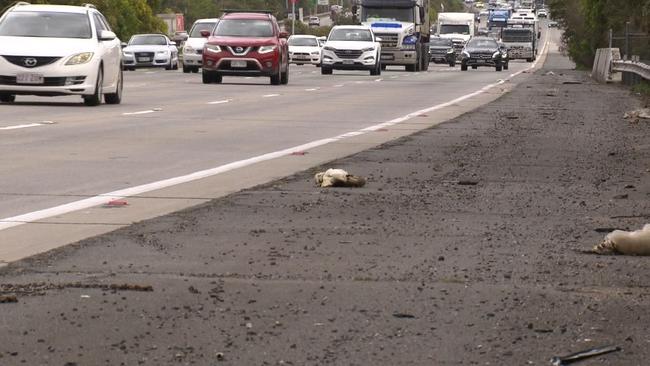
[280,65,289,84]
[270,69,281,85]
[0,94,15,103]
[461,64,468,71]
[321,66,332,75]
[192,67,199,73]
[214,74,222,84]
[202,70,215,84]
[381,64,386,70]
[449,61,455,67]
[496,65,502,71]
[104,69,122,105]
[183,65,191,73]
[526,58,533,62]
[504,62,509,70]
[472,65,478,69]
[405,64,416,72]
[84,68,103,106]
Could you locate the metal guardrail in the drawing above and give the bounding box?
[612,59,650,80]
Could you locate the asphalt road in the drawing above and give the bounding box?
[0,26,554,261]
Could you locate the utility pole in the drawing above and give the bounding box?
[292,0,296,34]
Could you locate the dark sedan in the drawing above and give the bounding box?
[429,38,456,67]
[460,36,504,71]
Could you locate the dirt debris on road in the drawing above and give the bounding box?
[1,55,649,365]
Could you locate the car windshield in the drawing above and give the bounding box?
[215,19,273,37]
[288,37,318,46]
[468,38,498,48]
[189,22,217,37]
[328,28,372,42]
[130,35,167,45]
[430,38,452,47]
[361,7,413,22]
[502,30,532,42]
[440,24,470,35]
[0,11,91,38]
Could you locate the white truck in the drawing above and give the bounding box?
[503,12,539,62]
[436,13,475,61]
[360,0,431,72]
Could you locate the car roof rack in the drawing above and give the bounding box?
[82,3,97,9]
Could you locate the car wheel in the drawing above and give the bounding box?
[381,64,386,70]
[405,64,416,72]
[270,68,281,85]
[192,67,199,73]
[321,66,332,75]
[526,58,533,62]
[281,65,289,84]
[183,65,191,73]
[173,59,179,70]
[104,69,123,105]
[449,61,455,67]
[0,93,15,103]
[84,68,103,106]
[165,60,173,70]
[471,65,478,69]
[461,63,468,71]
[214,74,223,84]
[496,64,502,72]
[504,62,509,70]
[202,70,215,84]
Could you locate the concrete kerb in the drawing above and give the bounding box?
[0,38,552,264]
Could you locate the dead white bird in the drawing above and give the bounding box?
[314,168,366,188]
[623,108,650,120]
[593,224,650,255]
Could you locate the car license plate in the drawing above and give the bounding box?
[137,57,150,62]
[477,59,485,63]
[380,54,394,60]
[16,73,43,84]
[342,59,354,64]
[231,60,247,68]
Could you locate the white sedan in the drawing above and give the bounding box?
[122,34,179,71]
[288,35,321,66]
[320,25,382,75]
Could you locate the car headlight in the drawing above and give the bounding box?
[447,48,455,53]
[65,52,94,65]
[183,46,194,53]
[156,51,167,55]
[258,45,277,54]
[311,51,320,55]
[323,46,336,51]
[205,44,222,54]
[492,51,501,58]
[462,50,470,58]
[361,47,374,52]
[123,51,133,57]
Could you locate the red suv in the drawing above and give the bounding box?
[201,11,289,85]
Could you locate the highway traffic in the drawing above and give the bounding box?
[0,18,555,260]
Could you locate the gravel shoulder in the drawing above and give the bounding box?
[1,51,649,365]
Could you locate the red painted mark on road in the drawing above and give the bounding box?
[104,199,128,208]
[291,151,307,156]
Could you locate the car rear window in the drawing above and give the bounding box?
[215,19,273,37]
[0,11,91,38]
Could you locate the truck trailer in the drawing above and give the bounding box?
[360,0,430,72]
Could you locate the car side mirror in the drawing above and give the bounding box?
[99,30,116,41]
[120,42,127,48]
[200,30,210,38]
[279,31,289,39]
[170,41,177,46]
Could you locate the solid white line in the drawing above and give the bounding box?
[122,110,155,116]
[0,123,43,130]
[0,42,550,231]
[262,94,280,98]
[333,84,344,88]
[305,88,319,91]
[208,99,231,105]
[0,121,55,131]
[374,78,383,82]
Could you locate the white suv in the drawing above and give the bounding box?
[0,3,122,106]
[321,25,382,75]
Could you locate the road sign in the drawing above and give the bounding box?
[318,0,329,5]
